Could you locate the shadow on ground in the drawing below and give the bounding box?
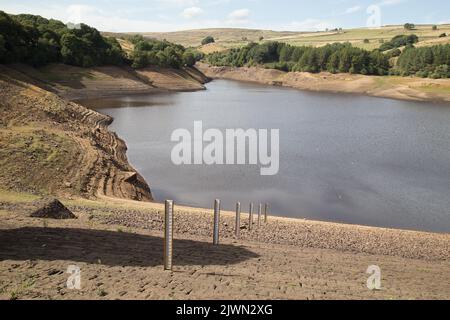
[0,227,259,267]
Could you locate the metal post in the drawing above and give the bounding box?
[249,203,254,231]
[235,202,241,238]
[258,203,262,228]
[164,200,174,271]
[213,199,220,245]
[264,203,269,223]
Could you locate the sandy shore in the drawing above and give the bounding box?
[0,195,449,300]
[197,63,450,103]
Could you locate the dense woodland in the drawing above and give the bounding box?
[206,37,450,78]
[207,42,390,75]
[395,45,450,78]
[0,11,125,67]
[129,35,203,69]
[0,11,202,69]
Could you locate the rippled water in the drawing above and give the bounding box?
[80,80,450,233]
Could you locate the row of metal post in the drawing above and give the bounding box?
[164,199,269,270]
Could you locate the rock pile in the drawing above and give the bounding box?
[30,198,77,219]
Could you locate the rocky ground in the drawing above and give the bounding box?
[0,195,448,300]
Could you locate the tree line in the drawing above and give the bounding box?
[395,44,450,78]
[2,11,448,78]
[206,37,450,78]
[129,35,203,69]
[0,11,125,67]
[206,41,390,75]
[0,11,202,69]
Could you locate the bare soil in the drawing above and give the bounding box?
[0,63,209,201]
[0,197,448,300]
[0,66,153,201]
[197,63,450,103]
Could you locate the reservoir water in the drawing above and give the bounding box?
[80,80,450,233]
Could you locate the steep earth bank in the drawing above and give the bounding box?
[0,64,209,201]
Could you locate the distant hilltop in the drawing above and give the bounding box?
[103,24,450,52]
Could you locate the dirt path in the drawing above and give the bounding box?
[0,199,448,300]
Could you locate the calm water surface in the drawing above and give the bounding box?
[80,80,450,233]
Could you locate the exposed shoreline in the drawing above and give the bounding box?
[1,62,449,235]
[197,63,450,103]
[0,194,449,299]
[93,196,450,260]
[0,63,210,203]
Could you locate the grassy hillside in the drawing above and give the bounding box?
[120,25,450,52]
[137,28,298,48]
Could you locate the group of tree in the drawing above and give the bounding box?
[394,44,450,78]
[0,11,125,67]
[129,35,203,69]
[0,11,202,70]
[404,23,415,30]
[206,38,450,79]
[378,34,419,52]
[201,36,215,45]
[206,41,391,75]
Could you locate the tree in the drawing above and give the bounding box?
[432,25,438,30]
[433,64,449,78]
[387,48,401,58]
[363,39,370,44]
[201,36,215,45]
[131,51,147,68]
[396,44,450,78]
[379,34,418,51]
[259,36,264,41]
[182,51,196,67]
[404,23,415,30]
[60,33,84,66]
[0,11,126,67]
[0,35,6,59]
[206,41,390,76]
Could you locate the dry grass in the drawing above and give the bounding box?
[0,188,40,203]
[116,38,134,55]
[124,25,450,51]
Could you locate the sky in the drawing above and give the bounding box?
[0,0,449,32]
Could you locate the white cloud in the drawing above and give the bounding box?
[378,0,405,6]
[181,7,204,19]
[344,6,362,14]
[227,8,250,25]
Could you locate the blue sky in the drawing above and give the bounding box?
[1,0,449,32]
